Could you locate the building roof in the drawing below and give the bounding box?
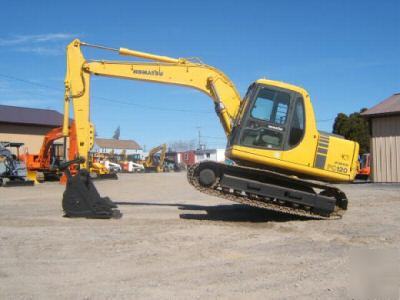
[361,93,400,118]
[95,138,141,150]
[0,104,65,127]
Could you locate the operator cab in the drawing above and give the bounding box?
[229,83,306,151]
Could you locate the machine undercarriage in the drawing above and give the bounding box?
[188,161,348,219]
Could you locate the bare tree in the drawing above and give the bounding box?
[168,139,197,152]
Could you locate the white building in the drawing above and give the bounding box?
[92,138,143,158]
[195,148,225,163]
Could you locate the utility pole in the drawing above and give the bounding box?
[196,126,202,150]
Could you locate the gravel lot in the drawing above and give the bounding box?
[0,173,399,299]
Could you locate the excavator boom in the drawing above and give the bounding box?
[63,39,241,170]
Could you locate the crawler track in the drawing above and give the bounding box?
[187,162,347,220]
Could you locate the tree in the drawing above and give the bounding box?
[112,126,120,140]
[332,109,370,154]
[168,139,197,152]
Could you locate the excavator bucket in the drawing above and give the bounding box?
[60,158,121,219]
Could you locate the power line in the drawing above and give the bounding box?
[0,73,61,91]
[201,135,226,140]
[0,73,214,114]
[0,73,340,121]
[94,94,213,114]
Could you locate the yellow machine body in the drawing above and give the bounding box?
[63,40,359,184]
[227,79,359,182]
[90,162,109,176]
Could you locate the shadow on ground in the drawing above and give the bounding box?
[115,201,310,223]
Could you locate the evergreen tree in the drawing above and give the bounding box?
[113,126,120,140]
[332,109,370,154]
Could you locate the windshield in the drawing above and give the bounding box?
[250,88,290,125]
[238,85,297,150]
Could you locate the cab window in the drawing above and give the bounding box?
[239,87,291,150]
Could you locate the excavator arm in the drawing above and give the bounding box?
[63,39,241,168]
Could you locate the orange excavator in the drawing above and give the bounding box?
[21,123,78,182]
[22,122,117,183]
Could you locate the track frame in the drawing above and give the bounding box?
[187,161,348,219]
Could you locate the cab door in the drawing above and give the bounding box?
[281,93,318,169]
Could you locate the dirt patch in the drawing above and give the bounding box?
[0,173,399,299]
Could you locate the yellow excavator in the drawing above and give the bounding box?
[89,161,118,180]
[61,39,359,219]
[89,153,118,180]
[143,144,167,173]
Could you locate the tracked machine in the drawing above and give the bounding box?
[61,39,359,218]
[89,160,118,180]
[143,144,167,172]
[22,122,117,183]
[21,122,78,182]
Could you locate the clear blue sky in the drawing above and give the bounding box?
[0,0,399,150]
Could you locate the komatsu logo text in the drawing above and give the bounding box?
[133,69,164,76]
